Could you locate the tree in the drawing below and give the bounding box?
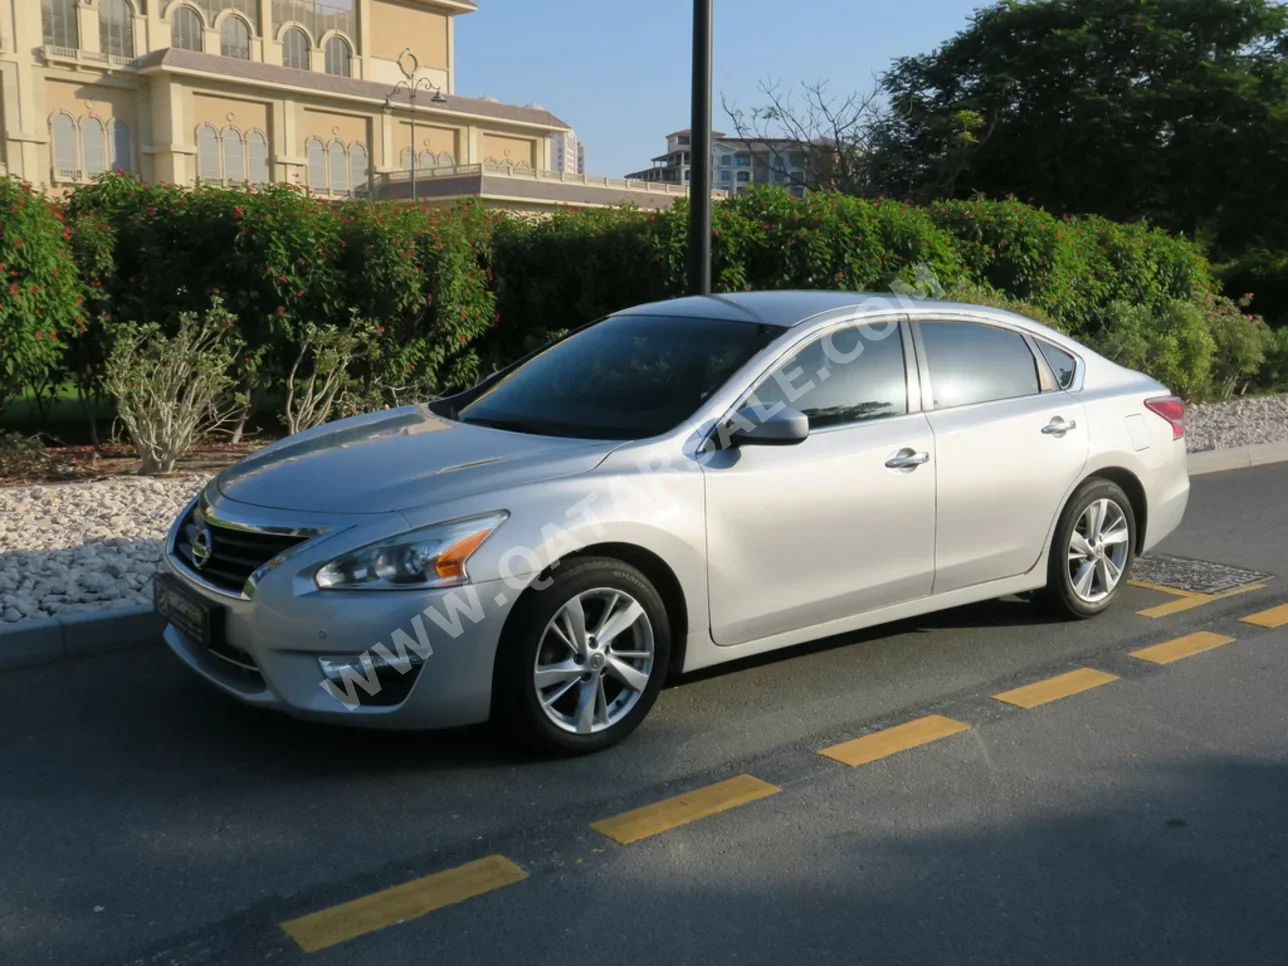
[723,79,991,202]
[881,0,1288,255]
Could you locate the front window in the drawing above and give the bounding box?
[750,323,909,430]
[447,315,780,440]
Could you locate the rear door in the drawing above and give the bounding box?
[913,318,1089,595]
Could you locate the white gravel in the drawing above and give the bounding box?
[1186,392,1288,453]
[1,394,1287,628]
[0,476,205,623]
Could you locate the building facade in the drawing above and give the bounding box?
[626,129,808,199]
[0,0,704,212]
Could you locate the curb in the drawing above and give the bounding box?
[1188,439,1288,476]
[3,440,1288,674]
[0,604,164,673]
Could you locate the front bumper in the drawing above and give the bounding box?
[160,500,521,730]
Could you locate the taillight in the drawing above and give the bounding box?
[1145,395,1185,440]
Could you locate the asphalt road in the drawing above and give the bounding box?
[2,463,1288,966]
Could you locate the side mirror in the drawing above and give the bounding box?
[725,406,810,447]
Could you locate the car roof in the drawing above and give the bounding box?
[612,290,1048,334]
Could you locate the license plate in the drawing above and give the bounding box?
[154,573,225,647]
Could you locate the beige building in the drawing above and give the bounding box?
[0,0,707,212]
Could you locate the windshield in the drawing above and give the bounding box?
[451,315,780,440]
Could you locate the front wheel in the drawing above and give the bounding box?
[494,557,670,756]
[1040,478,1137,620]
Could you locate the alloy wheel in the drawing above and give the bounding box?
[1067,497,1130,603]
[532,588,655,735]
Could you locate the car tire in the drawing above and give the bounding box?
[494,556,671,757]
[1040,478,1138,620]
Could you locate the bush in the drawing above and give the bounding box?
[0,177,82,414]
[1217,250,1288,329]
[103,299,246,474]
[1087,300,1215,401]
[0,176,1259,440]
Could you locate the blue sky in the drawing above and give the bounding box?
[455,0,983,177]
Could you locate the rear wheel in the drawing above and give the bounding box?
[1040,478,1137,620]
[495,557,670,756]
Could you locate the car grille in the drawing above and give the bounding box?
[173,502,312,594]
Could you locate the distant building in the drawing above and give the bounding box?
[626,130,808,199]
[551,131,585,175]
[2,0,706,214]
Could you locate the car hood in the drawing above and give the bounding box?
[215,405,618,514]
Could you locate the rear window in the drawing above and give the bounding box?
[919,321,1040,409]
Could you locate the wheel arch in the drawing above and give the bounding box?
[1078,465,1149,555]
[495,541,691,684]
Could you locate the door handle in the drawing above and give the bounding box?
[1042,417,1077,436]
[885,450,930,469]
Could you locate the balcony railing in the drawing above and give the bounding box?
[365,161,731,199]
[43,45,139,69]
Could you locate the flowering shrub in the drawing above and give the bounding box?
[0,177,82,413]
[0,175,1275,433]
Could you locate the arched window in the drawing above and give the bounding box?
[438,152,454,167]
[99,0,135,59]
[306,137,326,191]
[400,147,413,171]
[52,113,79,177]
[111,120,133,172]
[223,128,245,183]
[348,143,368,194]
[282,27,310,70]
[220,16,251,59]
[170,5,203,51]
[42,0,78,48]
[419,149,436,170]
[324,36,351,77]
[327,139,347,195]
[197,123,221,181]
[247,130,269,184]
[82,117,107,177]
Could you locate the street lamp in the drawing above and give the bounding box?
[382,47,449,203]
[688,0,713,295]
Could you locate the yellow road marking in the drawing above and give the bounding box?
[1131,631,1237,665]
[818,714,971,767]
[1133,582,1265,619]
[993,668,1119,709]
[590,774,779,845]
[1128,579,1200,597]
[1241,602,1288,629]
[280,855,527,953]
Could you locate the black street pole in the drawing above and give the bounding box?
[687,0,713,295]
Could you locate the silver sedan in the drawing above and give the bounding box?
[156,292,1189,755]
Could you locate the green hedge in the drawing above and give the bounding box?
[0,173,1276,427]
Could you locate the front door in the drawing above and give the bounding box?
[703,321,937,646]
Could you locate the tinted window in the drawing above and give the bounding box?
[452,316,779,440]
[1038,340,1077,389]
[750,323,908,430]
[920,321,1039,409]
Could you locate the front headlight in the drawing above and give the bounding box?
[314,512,508,591]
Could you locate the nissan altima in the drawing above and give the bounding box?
[156,291,1189,754]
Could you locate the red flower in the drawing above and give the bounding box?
[233,207,246,218]
[34,331,43,339]
[297,289,305,296]
[7,284,16,296]
[212,287,221,294]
